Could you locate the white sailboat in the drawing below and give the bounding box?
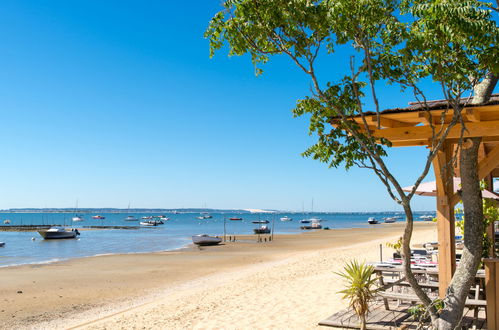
[124,202,138,221]
[72,200,84,222]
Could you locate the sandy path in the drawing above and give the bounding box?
[77,226,436,329]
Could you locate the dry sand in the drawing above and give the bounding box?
[0,222,437,329]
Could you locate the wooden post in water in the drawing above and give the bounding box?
[271,215,275,241]
[223,217,226,242]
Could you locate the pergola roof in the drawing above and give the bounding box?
[342,94,499,298]
[362,93,499,115]
[343,94,499,156]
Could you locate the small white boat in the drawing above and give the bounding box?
[252,220,269,224]
[140,220,162,226]
[140,221,156,226]
[367,217,379,224]
[124,215,138,221]
[3,219,10,224]
[300,219,322,230]
[280,216,292,221]
[254,225,271,234]
[420,215,434,221]
[72,200,84,222]
[38,227,80,239]
[384,217,396,223]
[192,234,222,246]
[0,242,5,247]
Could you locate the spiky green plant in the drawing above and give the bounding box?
[336,260,378,330]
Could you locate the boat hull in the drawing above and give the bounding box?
[38,230,77,239]
[192,235,222,246]
[300,225,322,230]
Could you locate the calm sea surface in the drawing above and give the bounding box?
[0,211,434,267]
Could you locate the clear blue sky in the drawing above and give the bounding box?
[0,1,490,211]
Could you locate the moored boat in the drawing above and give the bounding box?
[280,216,292,221]
[92,215,105,219]
[72,216,84,222]
[124,215,138,221]
[384,217,396,223]
[252,220,269,224]
[367,217,379,224]
[253,225,271,234]
[192,234,222,246]
[140,220,163,226]
[230,217,243,221]
[300,219,322,230]
[38,227,80,239]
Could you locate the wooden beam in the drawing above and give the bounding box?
[484,259,499,330]
[450,193,461,207]
[432,143,456,297]
[391,140,430,147]
[478,144,499,180]
[367,116,412,128]
[372,120,499,143]
[466,109,481,122]
[418,111,433,125]
[485,175,496,258]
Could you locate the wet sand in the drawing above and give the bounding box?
[0,222,437,329]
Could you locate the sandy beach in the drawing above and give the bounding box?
[0,222,437,329]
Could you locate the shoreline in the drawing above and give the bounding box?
[0,222,437,329]
[0,221,418,269]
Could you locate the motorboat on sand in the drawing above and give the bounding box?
[192,234,222,246]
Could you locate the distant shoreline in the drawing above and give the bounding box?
[0,209,435,214]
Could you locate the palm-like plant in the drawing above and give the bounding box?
[336,260,378,330]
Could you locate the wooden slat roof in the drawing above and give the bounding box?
[361,94,499,116]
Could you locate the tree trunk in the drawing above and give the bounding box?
[360,314,366,330]
[436,137,484,329]
[471,73,498,105]
[401,203,437,322]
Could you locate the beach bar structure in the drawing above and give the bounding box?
[335,94,499,326]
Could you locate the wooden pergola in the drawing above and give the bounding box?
[345,94,499,319]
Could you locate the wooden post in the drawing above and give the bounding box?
[485,174,496,258]
[484,258,499,330]
[223,217,226,242]
[432,143,456,297]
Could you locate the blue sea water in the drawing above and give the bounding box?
[0,211,434,267]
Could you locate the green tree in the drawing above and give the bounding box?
[206,1,498,328]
